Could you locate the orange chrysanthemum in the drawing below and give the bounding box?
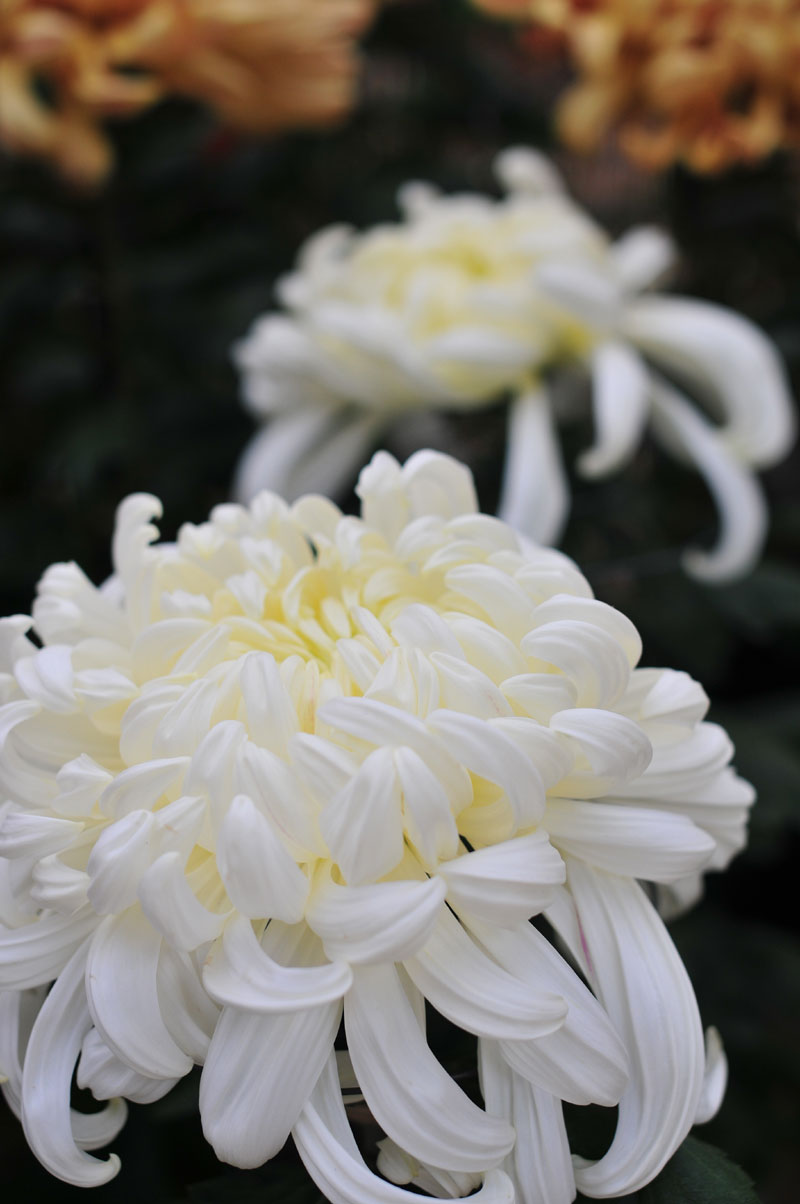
[0,0,375,184]
[476,0,800,174]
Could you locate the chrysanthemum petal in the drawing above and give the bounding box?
[200,996,340,1168]
[217,795,310,921]
[566,860,704,1197]
[307,867,446,964]
[480,1038,575,1204]
[437,831,565,925]
[294,1054,516,1204]
[579,340,649,479]
[203,914,351,1011]
[498,386,570,545]
[466,917,629,1107]
[21,941,121,1186]
[404,907,566,1041]
[345,961,515,1171]
[85,908,192,1080]
[544,798,715,882]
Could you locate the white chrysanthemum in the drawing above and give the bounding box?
[234,148,795,582]
[0,451,752,1201]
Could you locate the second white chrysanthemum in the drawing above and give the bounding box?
[1,450,752,1202]
[235,148,795,582]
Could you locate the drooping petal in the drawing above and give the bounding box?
[465,916,629,1108]
[625,295,795,467]
[200,994,340,1168]
[21,941,121,1186]
[694,1026,727,1125]
[565,860,705,1197]
[293,1053,516,1204]
[0,907,99,990]
[497,386,570,545]
[85,908,192,1080]
[404,907,566,1042]
[480,1038,575,1204]
[649,376,769,582]
[345,961,515,1172]
[77,1027,178,1105]
[233,408,385,506]
[203,914,352,1012]
[578,340,649,479]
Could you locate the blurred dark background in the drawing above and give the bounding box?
[1,2,798,1201]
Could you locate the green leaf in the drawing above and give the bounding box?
[578,1137,759,1204]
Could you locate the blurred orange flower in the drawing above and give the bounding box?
[0,0,375,184]
[476,0,800,174]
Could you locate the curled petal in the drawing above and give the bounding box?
[566,860,705,1197]
[21,941,121,1186]
[437,831,565,925]
[345,961,515,1172]
[579,340,649,479]
[294,1054,516,1204]
[306,869,446,964]
[203,914,352,1012]
[404,908,566,1042]
[85,909,192,1081]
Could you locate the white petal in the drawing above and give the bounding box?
[405,907,566,1041]
[86,809,157,914]
[85,908,192,1080]
[30,854,90,915]
[694,1026,727,1125]
[307,868,446,964]
[14,645,77,714]
[579,340,649,478]
[610,226,675,292]
[345,961,515,1172]
[21,941,120,1186]
[239,652,298,754]
[522,621,631,708]
[395,745,460,867]
[53,754,114,818]
[549,708,652,795]
[500,673,577,724]
[0,810,81,860]
[495,146,566,195]
[98,757,188,819]
[138,851,227,951]
[200,995,340,1167]
[649,376,770,582]
[203,914,352,1012]
[566,861,705,1196]
[78,1027,178,1105]
[294,1053,516,1204]
[234,409,384,506]
[234,739,323,858]
[217,795,310,921]
[480,1038,575,1204]
[626,295,795,467]
[156,944,219,1062]
[498,386,570,545]
[438,831,565,925]
[467,916,629,1107]
[320,697,472,813]
[427,709,545,831]
[319,747,404,885]
[531,594,642,669]
[543,798,715,883]
[0,907,98,990]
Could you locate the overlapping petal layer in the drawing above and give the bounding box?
[235,148,795,581]
[0,450,752,1200]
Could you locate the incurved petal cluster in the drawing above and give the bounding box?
[473,0,800,175]
[0,450,753,1200]
[0,0,374,184]
[234,148,795,582]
